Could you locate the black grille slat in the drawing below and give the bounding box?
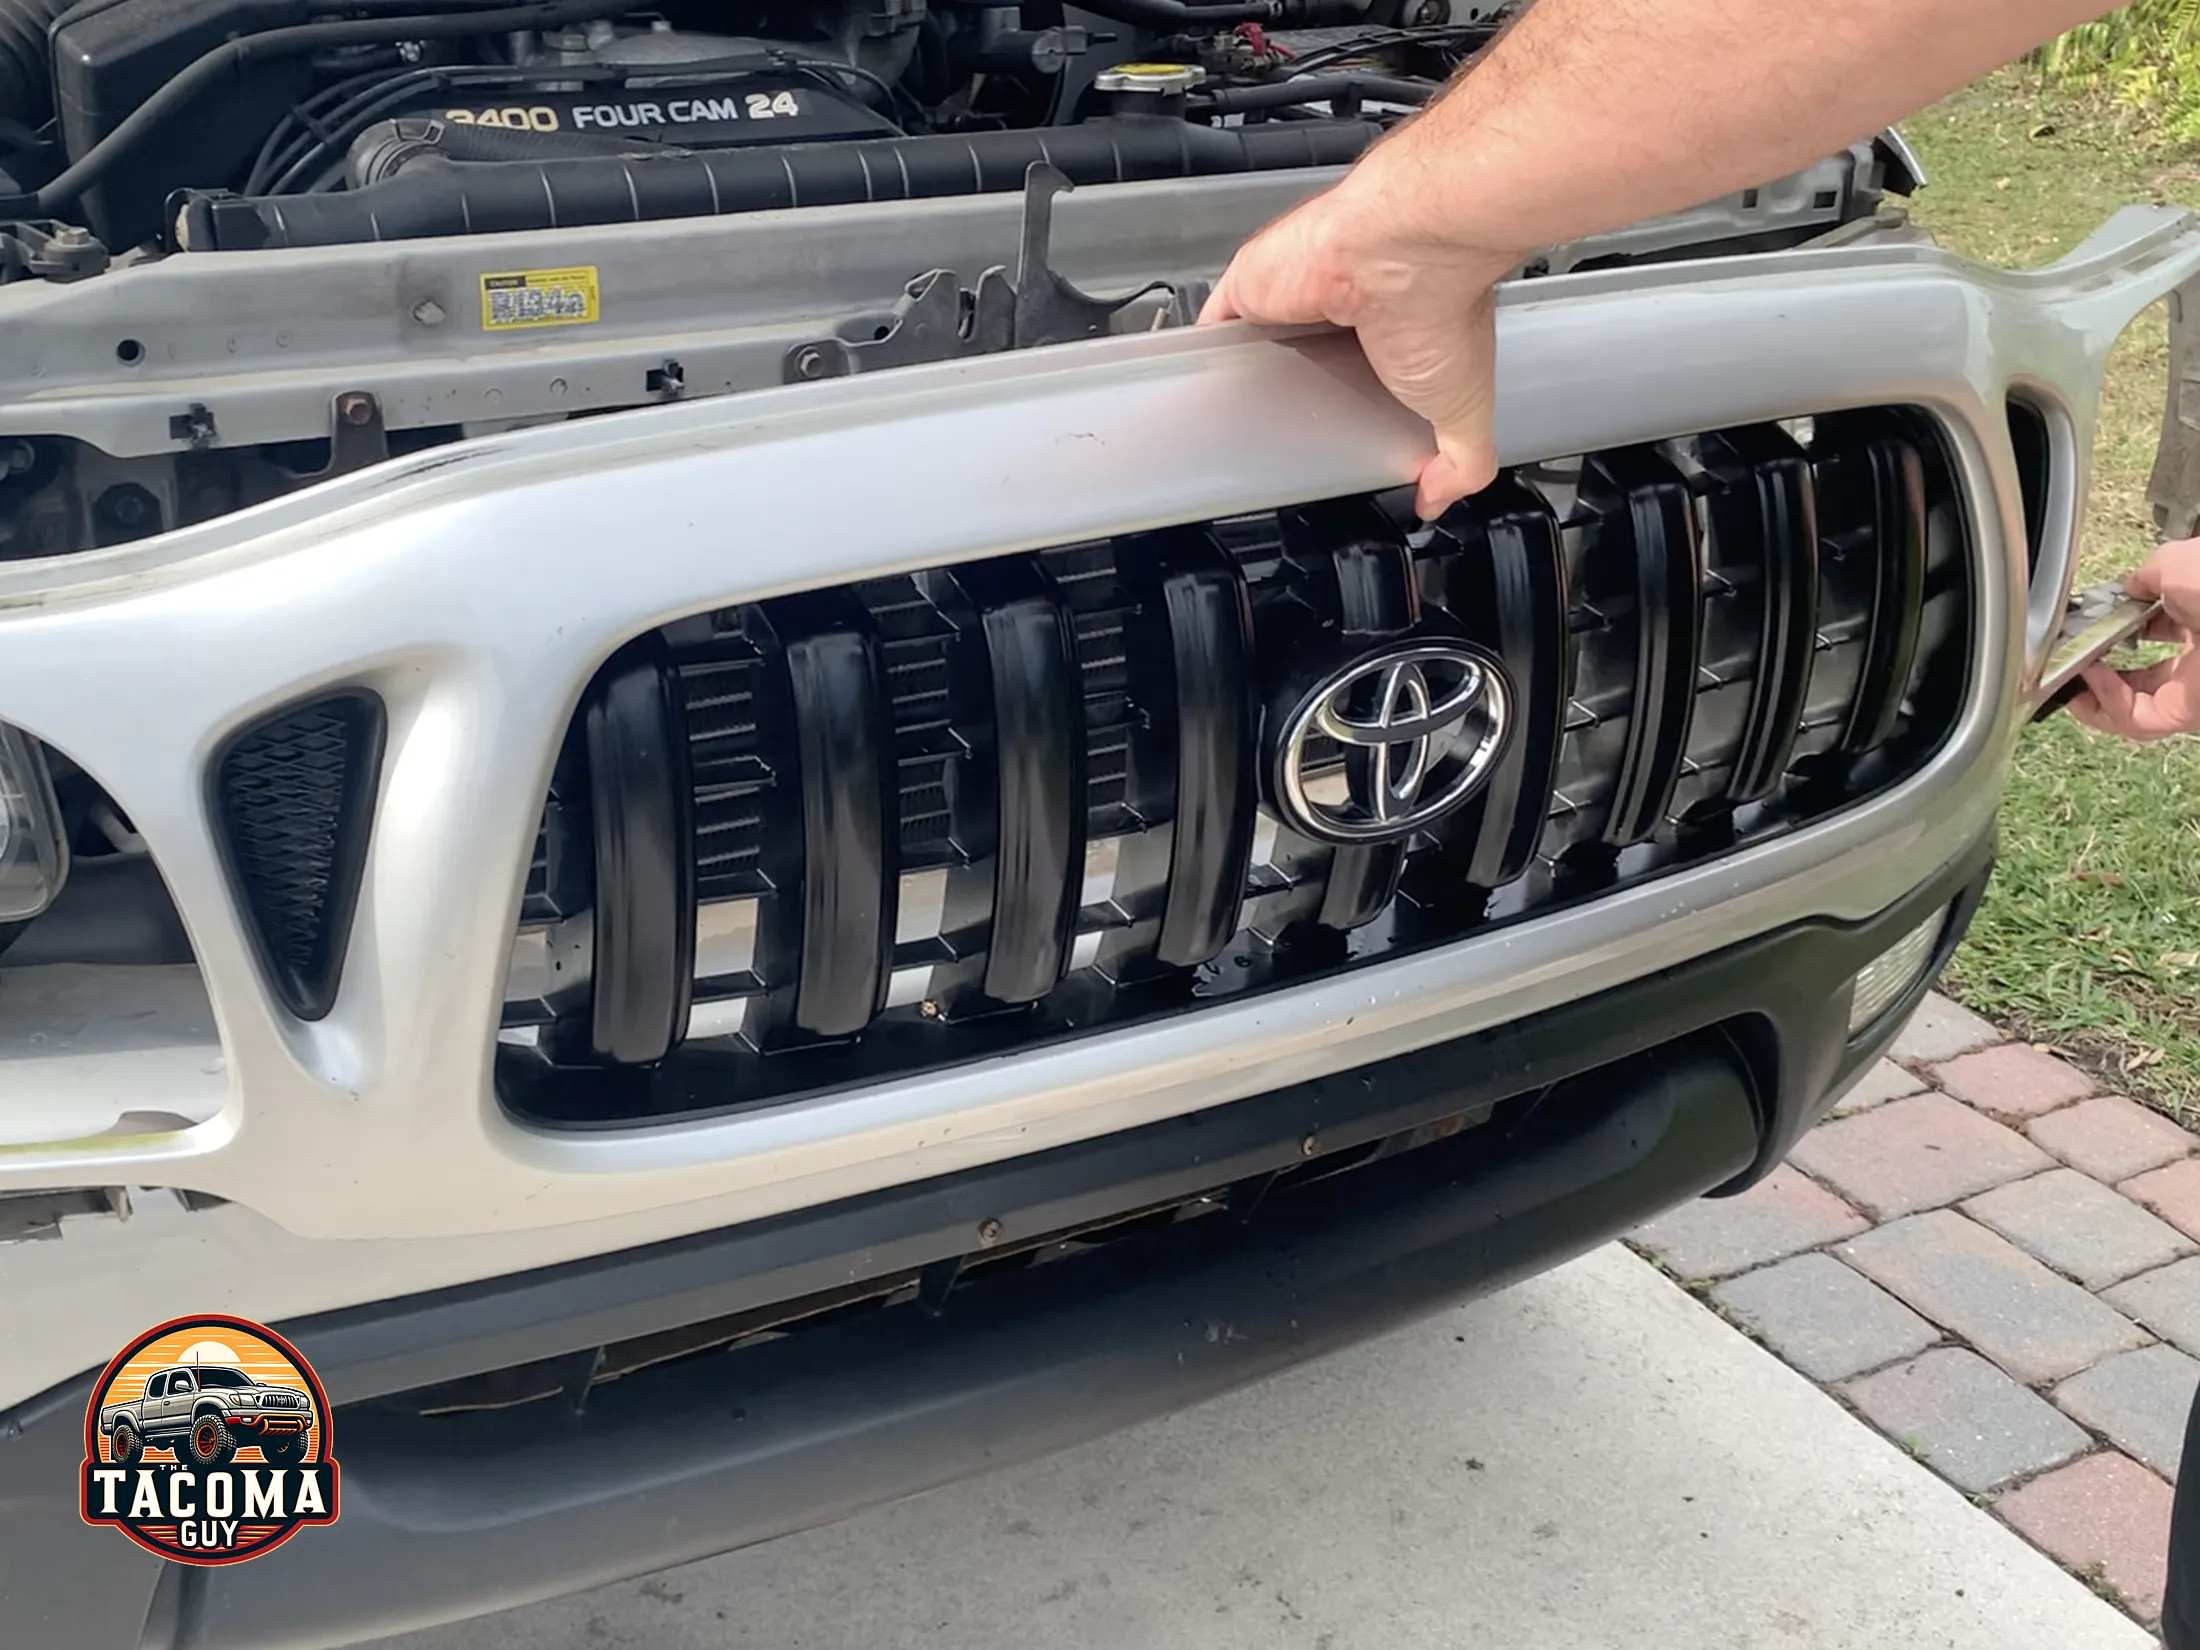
[1825,417,1929,755]
[1437,476,1570,889]
[966,560,1086,1006]
[766,597,897,1041]
[499,412,1972,1126]
[214,690,385,1022]
[1586,448,1702,849]
[1790,413,1932,776]
[1705,427,1821,807]
[1148,537,1259,968]
[581,638,695,1064]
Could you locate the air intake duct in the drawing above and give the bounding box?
[171,116,1379,251]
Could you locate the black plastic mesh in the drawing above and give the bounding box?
[213,692,384,1019]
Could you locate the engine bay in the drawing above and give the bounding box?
[4,0,1512,252]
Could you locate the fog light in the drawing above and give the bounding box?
[0,725,69,922]
[1847,909,1947,1035]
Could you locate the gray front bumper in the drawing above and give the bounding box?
[1,849,1990,1650]
[0,203,2189,1268]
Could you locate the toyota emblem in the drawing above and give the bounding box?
[1269,641,1514,846]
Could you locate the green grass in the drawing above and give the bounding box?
[2038,3,2200,142]
[1901,72,2200,1118]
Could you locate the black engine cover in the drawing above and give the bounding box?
[52,0,320,249]
[388,74,896,150]
[50,0,895,249]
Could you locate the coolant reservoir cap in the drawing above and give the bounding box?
[1093,62,1208,95]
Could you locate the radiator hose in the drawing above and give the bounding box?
[172,115,1379,251]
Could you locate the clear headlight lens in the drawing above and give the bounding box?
[1848,909,1948,1034]
[0,725,69,923]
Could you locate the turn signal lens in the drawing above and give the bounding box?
[1848,909,1947,1035]
[0,725,69,922]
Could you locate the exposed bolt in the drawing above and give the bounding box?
[396,39,424,62]
[49,224,91,246]
[1411,0,1449,20]
[336,392,376,427]
[919,998,941,1019]
[793,346,828,381]
[1299,1133,1319,1158]
[977,1218,1003,1246]
[411,299,447,327]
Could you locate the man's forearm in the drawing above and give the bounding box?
[1201,0,2123,517]
[1364,0,2113,259]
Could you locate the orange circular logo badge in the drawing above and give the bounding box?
[80,1315,340,1566]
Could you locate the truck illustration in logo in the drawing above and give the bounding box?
[80,1315,339,1565]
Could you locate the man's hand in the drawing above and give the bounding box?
[2070,538,2200,740]
[1190,0,2126,524]
[1200,161,1519,522]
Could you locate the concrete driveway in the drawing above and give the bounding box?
[368,1245,2147,1650]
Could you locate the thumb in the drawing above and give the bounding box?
[1354,291,1500,520]
[1419,438,1499,523]
[1198,271,1243,325]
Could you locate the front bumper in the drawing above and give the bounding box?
[0,839,1988,1650]
[1,207,2191,1258]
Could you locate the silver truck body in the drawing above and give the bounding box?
[2,150,2197,1647]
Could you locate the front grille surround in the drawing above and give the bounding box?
[498,407,1972,1127]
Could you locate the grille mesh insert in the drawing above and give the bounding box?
[212,690,385,1020]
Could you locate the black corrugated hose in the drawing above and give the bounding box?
[175,115,1381,249]
[10,0,661,215]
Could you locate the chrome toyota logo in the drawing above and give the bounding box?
[1271,641,1513,846]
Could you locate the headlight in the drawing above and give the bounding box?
[1848,909,1949,1034]
[0,726,68,923]
[231,1393,258,1407]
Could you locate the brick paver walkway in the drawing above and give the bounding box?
[1631,994,2197,1634]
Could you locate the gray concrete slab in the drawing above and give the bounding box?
[366,1246,2149,1650]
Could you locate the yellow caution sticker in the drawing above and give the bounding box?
[479,266,600,332]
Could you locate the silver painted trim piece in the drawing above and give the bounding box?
[0,207,2193,1242]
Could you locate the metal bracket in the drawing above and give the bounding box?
[1008,163,1175,348]
[312,390,390,479]
[783,267,1014,383]
[780,164,1196,383]
[0,220,109,285]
